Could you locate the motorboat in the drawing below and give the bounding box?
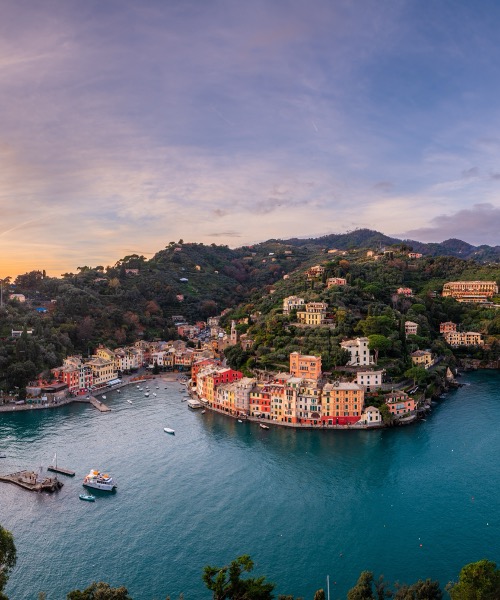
[83,469,117,491]
[145,392,149,397]
[164,427,175,435]
[259,424,269,430]
[79,494,96,502]
[127,399,133,404]
[153,393,157,397]
[102,395,106,400]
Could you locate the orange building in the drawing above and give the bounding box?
[440,321,457,333]
[321,382,364,425]
[289,352,322,380]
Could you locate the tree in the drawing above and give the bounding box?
[447,559,500,600]
[347,571,375,600]
[313,590,325,600]
[394,579,442,599]
[203,555,275,600]
[0,525,16,597]
[404,366,428,387]
[66,582,133,600]
[368,335,391,363]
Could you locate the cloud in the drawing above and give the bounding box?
[461,167,479,178]
[398,203,500,246]
[207,231,242,238]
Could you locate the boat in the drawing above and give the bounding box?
[238,419,243,423]
[164,427,175,435]
[127,399,133,404]
[117,389,120,393]
[259,424,269,430]
[145,392,149,397]
[0,454,6,459]
[153,392,157,397]
[102,395,106,400]
[79,493,96,502]
[83,469,117,491]
[136,385,140,388]
[201,410,206,414]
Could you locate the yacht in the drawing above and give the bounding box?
[83,469,117,491]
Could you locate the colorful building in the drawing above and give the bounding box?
[289,352,322,380]
[341,337,374,366]
[442,281,498,303]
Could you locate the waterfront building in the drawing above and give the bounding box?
[405,321,418,337]
[322,382,364,425]
[296,380,322,425]
[249,384,271,418]
[411,350,433,366]
[289,352,322,380]
[191,358,221,386]
[296,302,329,326]
[87,356,117,388]
[359,406,382,425]
[234,377,255,415]
[52,363,80,393]
[341,337,375,366]
[356,370,384,392]
[442,280,498,303]
[283,295,305,314]
[385,391,416,417]
[443,331,484,347]
[440,321,457,333]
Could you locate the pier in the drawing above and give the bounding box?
[47,465,76,476]
[89,396,111,412]
[0,470,63,492]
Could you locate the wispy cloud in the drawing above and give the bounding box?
[2,1,500,276]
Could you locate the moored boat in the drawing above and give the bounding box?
[164,427,175,435]
[259,424,269,430]
[83,469,117,491]
[79,493,96,502]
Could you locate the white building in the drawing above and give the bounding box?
[356,370,384,391]
[283,296,305,314]
[341,337,375,366]
[405,321,418,337]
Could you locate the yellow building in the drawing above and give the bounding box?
[87,357,117,388]
[442,281,498,303]
[411,350,432,366]
[296,302,328,326]
[443,331,484,347]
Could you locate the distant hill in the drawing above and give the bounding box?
[276,229,500,262]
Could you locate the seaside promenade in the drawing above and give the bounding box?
[0,372,181,414]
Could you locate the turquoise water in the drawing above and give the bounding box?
[0,372,499,600]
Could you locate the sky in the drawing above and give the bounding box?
[1,0,500,278]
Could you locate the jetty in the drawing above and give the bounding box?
[89,396,111,412]
[0,470,63,492]
[47,454,75,476]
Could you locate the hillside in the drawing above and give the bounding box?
[0,231,499,394]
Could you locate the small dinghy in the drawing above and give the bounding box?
[79,494,96,502]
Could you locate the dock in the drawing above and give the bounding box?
[47,465,75,476]
[0,471,63,492]
[89,396,111,412]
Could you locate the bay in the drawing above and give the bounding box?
[0,371,499,599]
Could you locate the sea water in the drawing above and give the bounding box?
[0,371,499,599]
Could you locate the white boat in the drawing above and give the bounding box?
[201,410,206,414]
[238,419,243,423]
[83,469,117,491]
[145,392,149,397]
[164,427,175,435]
[136,385,140,388]
[153,393,157,397]
[117,389,120,393]
[127,399,133,404]
[259,424,269,430]
[102,395,106,400]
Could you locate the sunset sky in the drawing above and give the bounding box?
[2,0,500,278]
